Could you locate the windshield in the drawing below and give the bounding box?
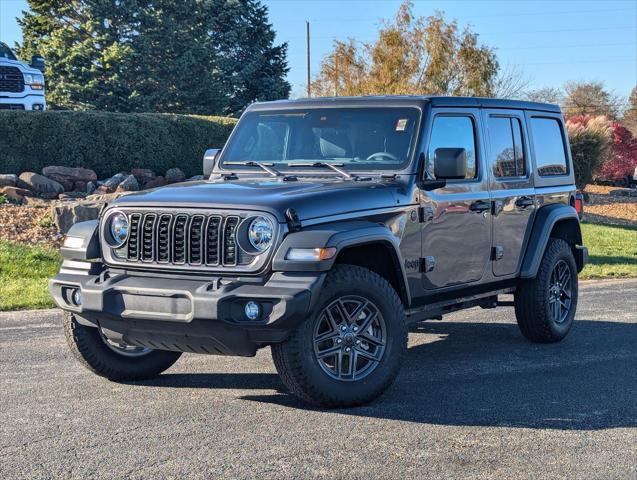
[220,107,420,171]
[0,43,17,61]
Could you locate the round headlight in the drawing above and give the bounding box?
[248,216,274,252]
[108,212,129,247]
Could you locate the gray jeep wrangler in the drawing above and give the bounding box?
[50,96,588,407]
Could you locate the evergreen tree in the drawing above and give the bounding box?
[17,0,290,115]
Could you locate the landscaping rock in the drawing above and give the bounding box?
[165,168,185,183]
[52,191,133,233]
[42,166,97,183]
[59,192,88,200]
[87,181,96,194]
[74,180,87,192]
[609,188,637,197]
[187,175,205,181]
[131,168,156,185]
[39,192,61,200]
[0,186,33,203]
[51,201,103,234]
[143,176,167,189]
[17,172,65,195]
[116,175,140,192]
[0,174,18,188]
[96,173,127,194]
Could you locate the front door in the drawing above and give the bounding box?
[420,109,492,290]
[482,109,535,277]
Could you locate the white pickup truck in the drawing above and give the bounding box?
[0,41,46,111]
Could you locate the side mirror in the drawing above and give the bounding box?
[434,148,467,180]
[30,54,45,72]
[203,148,220,176]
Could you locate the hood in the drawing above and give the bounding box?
[112,176,405,222]
[0,58,40,74]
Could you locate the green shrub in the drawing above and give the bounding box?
[0,111,237,178]
[565,115,613,188]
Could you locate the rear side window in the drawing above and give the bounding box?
[488,117,525,178]
[428,116,477,179]
[530,117,568,176]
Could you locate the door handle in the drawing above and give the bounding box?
[515,196,534,208]
[469,200,491,212]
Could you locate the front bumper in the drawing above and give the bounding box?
[49,261,325,356]
[0,93,46,110]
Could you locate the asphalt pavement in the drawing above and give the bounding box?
[1,279,636,479]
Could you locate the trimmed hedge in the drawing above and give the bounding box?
[0,111,237,178]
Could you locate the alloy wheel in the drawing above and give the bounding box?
[312,295,387,381]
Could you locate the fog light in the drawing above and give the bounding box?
[244,301,260,321]
[33,104,44,110]
[72,289,82,306]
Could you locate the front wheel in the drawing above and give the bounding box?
[272,265,407,408]
[514,238,579,343]
[63,312,182,381]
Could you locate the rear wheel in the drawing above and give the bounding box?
[272,265,407,408]
[63,312,182,381]
[514,238,578,343]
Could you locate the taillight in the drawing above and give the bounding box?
[574,192,584,219]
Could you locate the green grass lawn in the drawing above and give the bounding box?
[0,222,635,311]
[580,222,637,280]
[0,241,61,311]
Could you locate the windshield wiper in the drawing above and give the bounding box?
[224,161,281,177]
[285,161,352,180]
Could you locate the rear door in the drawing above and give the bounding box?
[483,109,535,277]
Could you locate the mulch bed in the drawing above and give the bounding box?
[583,185,637,226]
[0,204,62,247]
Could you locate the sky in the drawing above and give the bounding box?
[1,0,636,101]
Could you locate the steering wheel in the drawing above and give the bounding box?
[366,152,398,163]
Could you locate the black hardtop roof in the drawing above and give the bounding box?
[248,95,562,114]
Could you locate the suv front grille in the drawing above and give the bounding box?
[0,66,24,93]
[118,211,247,268]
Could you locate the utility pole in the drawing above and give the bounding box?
[306,21,311,97]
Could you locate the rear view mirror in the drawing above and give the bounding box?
[434,148,467,180]
[203,148,220,176]
[30,54,45,72]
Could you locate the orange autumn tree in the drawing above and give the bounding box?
[311,1,499,98]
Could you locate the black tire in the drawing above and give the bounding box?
[272,264,407,408]
[63,312,182,381]
[514,238,578,343]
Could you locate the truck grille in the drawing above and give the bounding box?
[120,212,246,267]
[0,66,25,93]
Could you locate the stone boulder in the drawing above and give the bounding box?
[143,176,167,189]
[609,188,637,197]
[42,166,97,183]
[17,172,64,195]
[0,174,17,188]
[96,173,127,194]
[165,168,185,184]
[51,201,103,234]
[116,174,140,192]
[0,186,34,204]
[187,175,205,182]
[131,168,156,185]
[51,192,132,234]
[87,181,96,194]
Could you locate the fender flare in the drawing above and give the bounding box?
[272,220,411,304]
[60,220,101,260]
[520,204,583,279]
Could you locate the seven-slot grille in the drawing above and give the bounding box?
[122,212,244,267]
[0,66,25,93]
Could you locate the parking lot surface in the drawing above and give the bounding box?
[1,279,636,479]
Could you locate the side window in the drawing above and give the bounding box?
[428,116,477,180]
[488,116,525,178]
[530,117,568,176]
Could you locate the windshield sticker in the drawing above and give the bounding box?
[395,119,408,131]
